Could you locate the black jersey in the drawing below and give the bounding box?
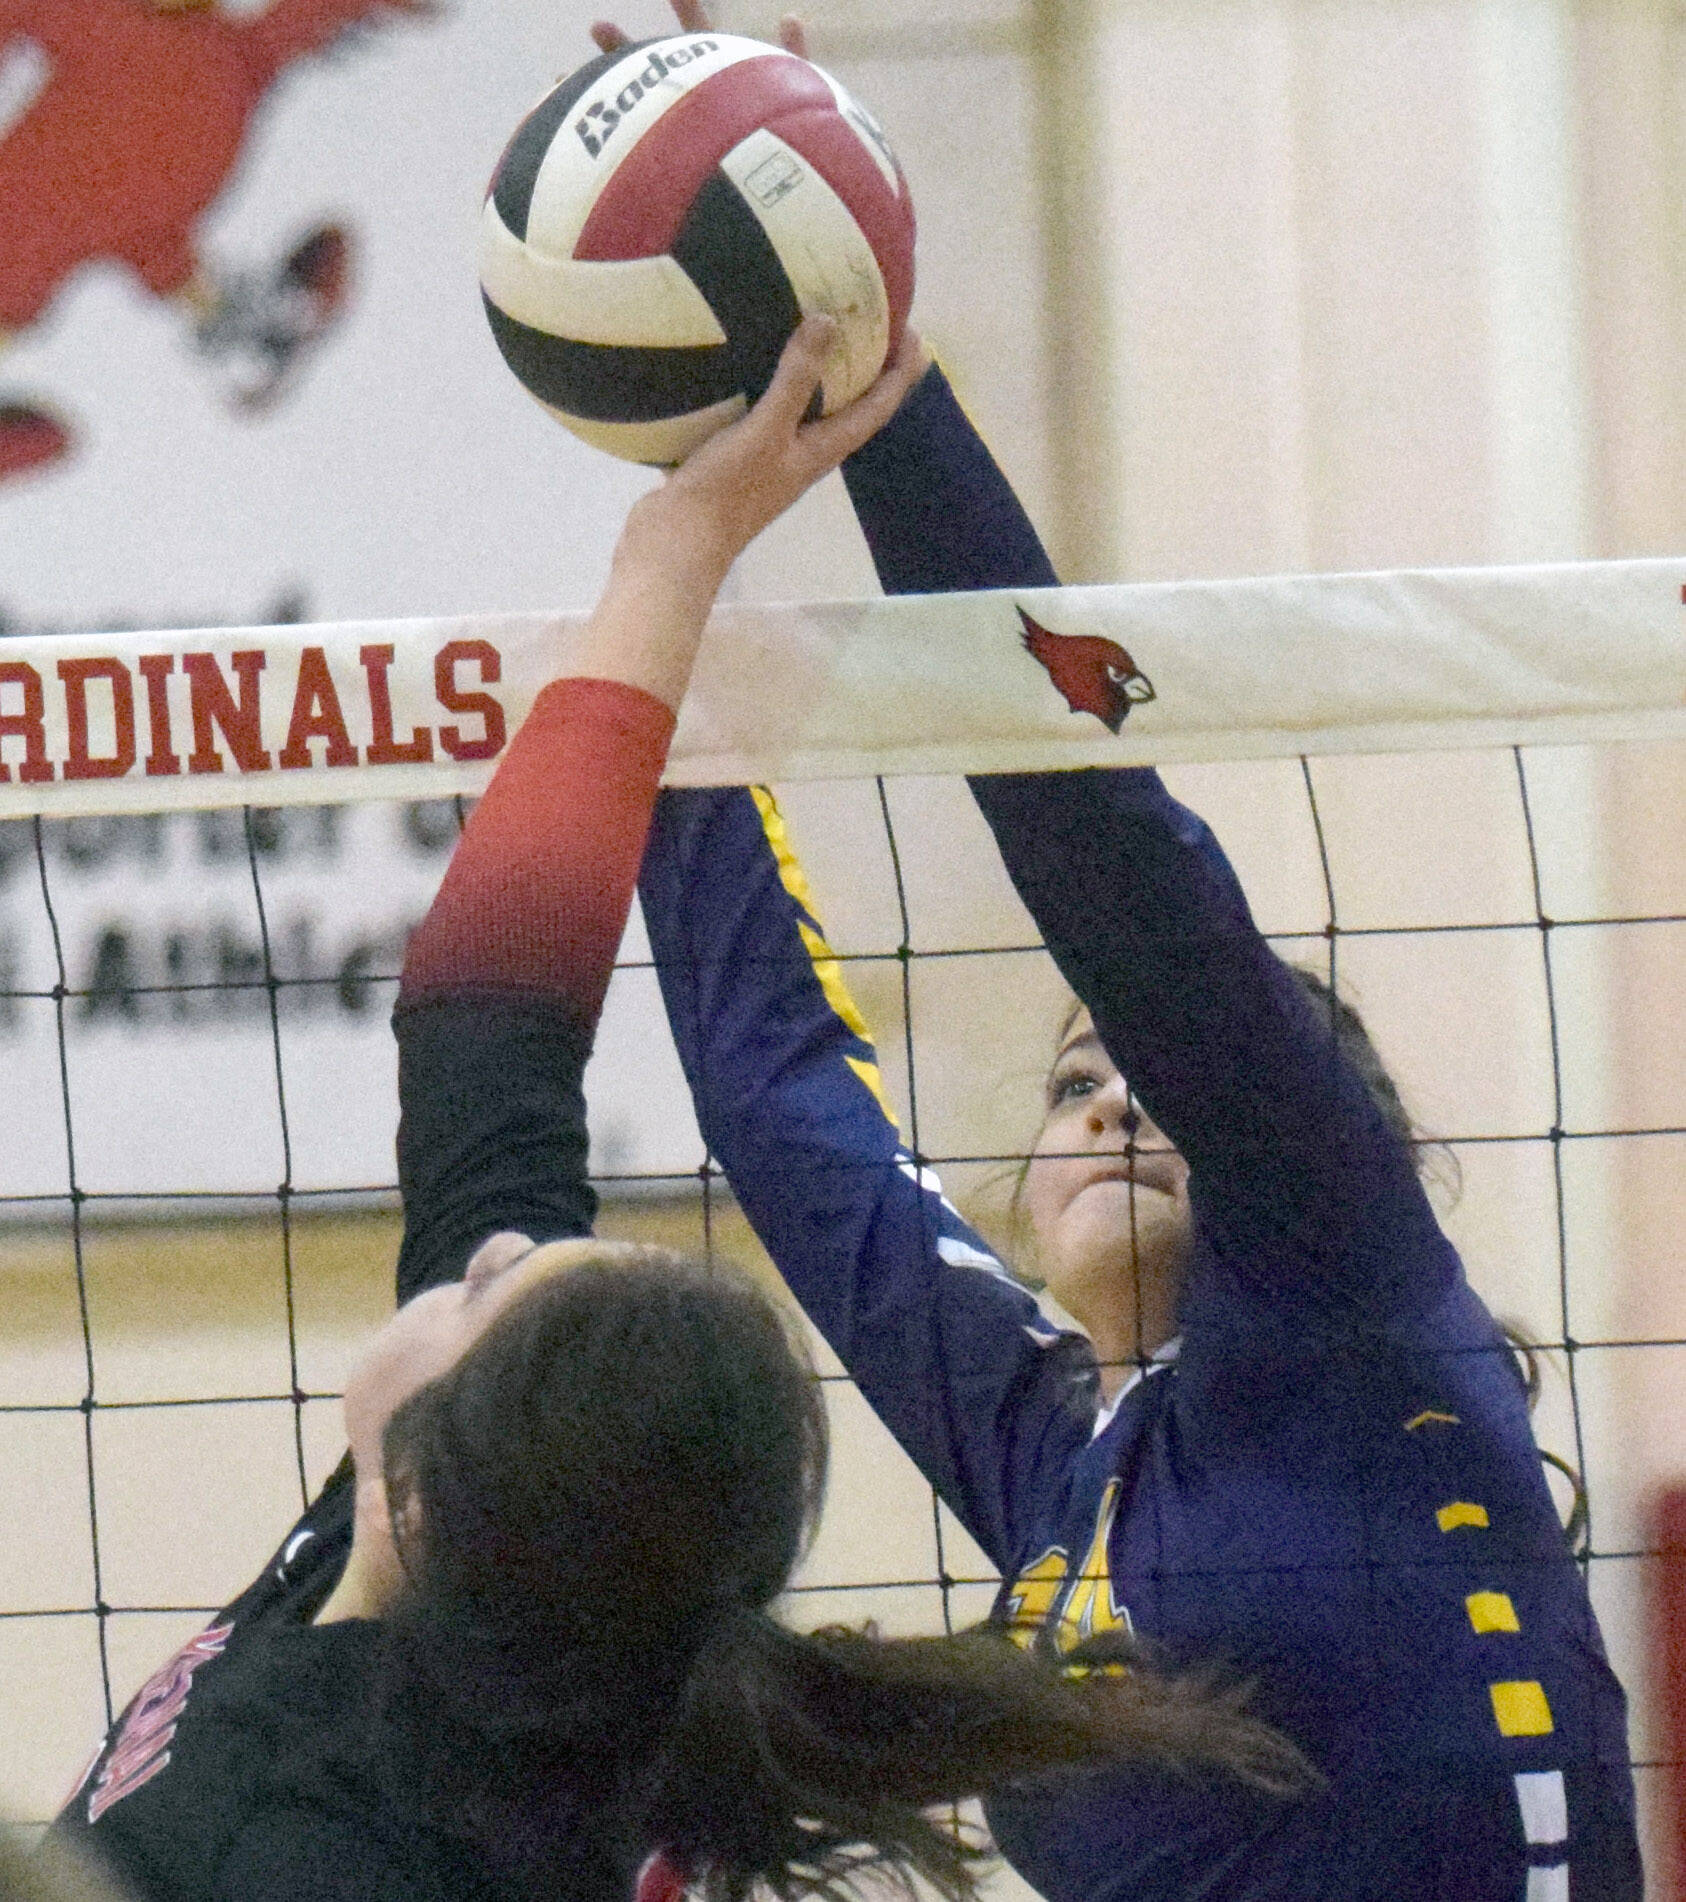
[54,1465,498,1902]
[49,680,677,1901]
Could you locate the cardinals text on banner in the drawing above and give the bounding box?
[2,559,1686,817]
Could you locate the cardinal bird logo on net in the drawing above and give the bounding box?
[1017,608,1155,734]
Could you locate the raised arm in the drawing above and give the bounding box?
[843,365,1453,1320]
[392,676,671,1299]
[640,782,1098,1569]
[395,318,920,1302]
[639,370,1105,1565]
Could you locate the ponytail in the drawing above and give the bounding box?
[638,1606,1311,1902]
[375,1251,1310,1902]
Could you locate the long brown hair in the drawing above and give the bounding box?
[375,1252,1309,1902]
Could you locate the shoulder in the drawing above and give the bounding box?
[221,1459,355,1626]
[209,1626,476,1902]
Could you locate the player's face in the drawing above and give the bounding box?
[342,1233,621,1456]
[1022,1014,1191,1358]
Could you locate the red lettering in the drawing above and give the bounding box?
[102,1708,180,1781]
[435,639,507,762]
[0,661,54,783]
[182,651,271,775]
[137,654,181,777]
[87,1732,174,1823]
[59,658,136,782]
[360,644,433,764]
[85,1622,232,1825]
[278,647,358,770]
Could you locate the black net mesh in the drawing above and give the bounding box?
[0,751,1679,1877]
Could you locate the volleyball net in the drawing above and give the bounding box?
[1,560,1684,1888]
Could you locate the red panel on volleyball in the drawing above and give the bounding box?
[767,104,916,341]
[574,54,831,260]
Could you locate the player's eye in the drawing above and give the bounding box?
[1046,1066,1099,1109]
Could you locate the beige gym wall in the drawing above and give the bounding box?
[6,1,1686,1893]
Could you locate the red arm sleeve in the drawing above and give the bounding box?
[392,676,675,1301]
[401,675,676,1020]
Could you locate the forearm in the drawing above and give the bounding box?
[841,364,1058,594]
[394,677,674,1296]
[565,492,730,711]
[401,676,674,1012]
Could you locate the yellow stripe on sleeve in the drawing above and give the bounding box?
[1466,1592,1521,1635]
[1490,1680,1554,1737]
[1437,1502,1490,1532]
[750,786,900,1129]
[1404,1409,1461,1431]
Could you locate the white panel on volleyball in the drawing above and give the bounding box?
[478,211,726,348]
[522,35,778,258]
[721,127,892,409]
[542,394,748,466]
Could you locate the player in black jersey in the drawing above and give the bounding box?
[48,321,1300,1902]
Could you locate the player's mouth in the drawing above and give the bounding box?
[1077,1157,1182,1200]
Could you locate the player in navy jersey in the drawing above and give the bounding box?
[623,54,1643,1888]
[45,321,1299,1902]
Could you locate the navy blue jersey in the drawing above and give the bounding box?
[636,367,1640,1901]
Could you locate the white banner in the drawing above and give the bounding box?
[1,557,1684,818]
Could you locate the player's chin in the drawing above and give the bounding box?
[1044,1191,1188,1304]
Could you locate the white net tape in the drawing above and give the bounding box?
[0,559,1682,816]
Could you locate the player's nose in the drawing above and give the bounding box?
[1084,1072,1135,1139]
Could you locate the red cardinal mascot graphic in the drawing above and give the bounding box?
[0,0,433,482]
[1018,607,1155,734]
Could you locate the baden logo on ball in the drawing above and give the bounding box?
[479,35,915,466]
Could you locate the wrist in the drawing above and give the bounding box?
[616,487,734,598]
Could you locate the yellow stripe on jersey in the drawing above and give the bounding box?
[750,786,899,1129]
[1404,1409,1461,1431]
[1490,1680,1554,1737]
[1002,1545,1069,1647]
[1060,1480,1130,1646]
[1466,1592,1521,1635]
[1437,1501,1490,1532]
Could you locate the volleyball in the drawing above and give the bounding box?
[479,34,916,465]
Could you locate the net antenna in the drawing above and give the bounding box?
[0,559,1680,1883]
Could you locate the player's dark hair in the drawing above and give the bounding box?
[1283,965,1415,1153]
[375,1251,1309,1902]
